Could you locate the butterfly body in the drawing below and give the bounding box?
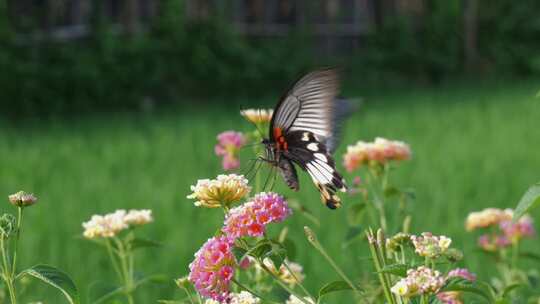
[262,69,349,209]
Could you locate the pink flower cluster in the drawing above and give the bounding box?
[189,236,236,302]
[466,208,535,252]
[500,215,535,243]
[215,131,246,170]
[437,268,476,304]
[189,192,292,301]
[343,137,411,172]
[223,192,292,239]
[447,268,476,281]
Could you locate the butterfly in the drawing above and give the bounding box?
[262,68,350,209]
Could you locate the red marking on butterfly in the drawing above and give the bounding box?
[273,127,288,151]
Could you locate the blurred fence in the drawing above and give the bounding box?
[1,0,539,117]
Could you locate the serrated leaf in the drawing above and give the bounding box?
[347,203,366,226]
[318,280,352,298]
[128,238,162,250]
[514,183,540,221]
[378,264,408,277]
[18,264,79,304]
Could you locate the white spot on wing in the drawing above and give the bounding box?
[302,132,310,141]
[307,143,318,151]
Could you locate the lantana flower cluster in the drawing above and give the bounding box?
[411,232,452,258]
[189,236,236,302]
[187,174,293,301]
[240,109,273,125]
[391,266,445,298]
[343,137,411,172]
[465,208,535,251]
[204,291,261,304]
[215,131,246,171]
[223,192,292,239]
[82,209,153,239]
[187,174,251,208]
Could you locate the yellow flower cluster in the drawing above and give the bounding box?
[465,208,513,231]
[187,174,251,208]
[240,109,273,124]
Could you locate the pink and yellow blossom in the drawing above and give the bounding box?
[189,236,237,301]
[222,192,291,239]
[343,137,411,172]
[215,131,246,171]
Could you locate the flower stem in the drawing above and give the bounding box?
[10,207,23,277]
[305,227,362,297]
[366,231,395,304]
[282,260,316,300]
[232,278,278,304]
[1,237,17,304]
[106,239,124,283]
[257,260,313,304]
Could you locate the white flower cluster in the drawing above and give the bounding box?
[203,291,260,304]
[391,266,445,298]
[410,232,452,258]
[82,209,153,239]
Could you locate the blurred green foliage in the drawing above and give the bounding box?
[0,0,539,116]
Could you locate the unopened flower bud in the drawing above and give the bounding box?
[444,248,464,263]
[8,191,37,208]
[175,276,191,289]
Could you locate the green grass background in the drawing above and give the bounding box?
[1,79,539,303]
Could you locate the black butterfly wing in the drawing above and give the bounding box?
[284,131,346,209]
[269,68,340,143]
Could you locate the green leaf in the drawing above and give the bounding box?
[442,282,492,302]
[232,247,248,262]
[514,183,540,221]
[347,203,366,226]
[248,241,272,259]
[318,280,352,299]
[267,241,287,268]
[128,237,162,250]
[519,251,540,262]
[18,264,79,304]
[501,283,522,298]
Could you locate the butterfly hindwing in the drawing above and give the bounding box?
[283,131,346,209]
